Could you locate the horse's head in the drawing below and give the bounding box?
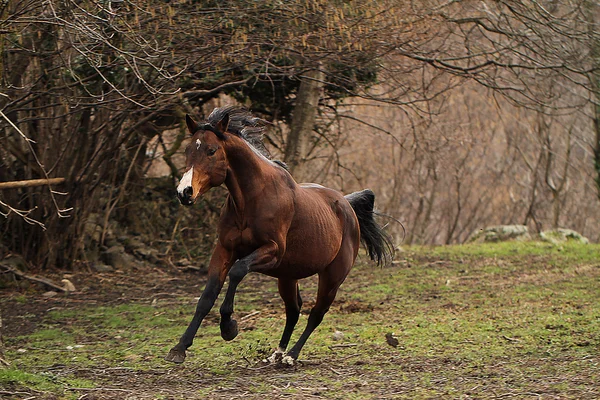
[176,113,229,205]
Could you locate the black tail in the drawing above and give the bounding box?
[345,189,395,266]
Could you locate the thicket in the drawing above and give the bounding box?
[1,0,599,269]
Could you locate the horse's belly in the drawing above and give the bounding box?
[271,226,342,279]
[267,259,328,280]
[264,185,352,280]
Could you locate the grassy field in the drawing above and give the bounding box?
[1,241,599,399]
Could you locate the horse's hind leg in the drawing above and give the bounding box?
[282,247,354,365]
[266,279,302,362]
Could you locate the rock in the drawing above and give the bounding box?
[101,246,135,270]
[540,229,589,245]
[133,246,160,263]
[333,330,344,341]
[104,237,120,248]
[123,236,145,250]
[0,255,28,271]
[42,291,58,298]
[175,258,191,266]
[92,263,114,273]
[0,255,29,289]
[84,213,102,243]
[468,225,531,243]
[83,246,100,264]
[61,279,76,292]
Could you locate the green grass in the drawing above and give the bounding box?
[0,367,94,399]
[2,241,600,399]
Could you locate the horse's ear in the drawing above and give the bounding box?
[185,114,198,135]
[216,114,229,135]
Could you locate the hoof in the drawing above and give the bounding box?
[220,319,239,341]
[281,355,296,367]
[264,349,284,364]
[164,348,186,364]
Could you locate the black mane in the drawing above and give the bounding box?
[206,106,272,159]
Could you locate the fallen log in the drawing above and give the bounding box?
[0,264,68,292]
[0,178,65,190]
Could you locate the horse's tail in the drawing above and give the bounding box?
[345,189,395,266]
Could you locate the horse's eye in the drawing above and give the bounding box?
[207,147,217,156]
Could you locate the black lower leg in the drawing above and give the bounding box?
[278,302,301,350]
[219,261,249,341]
[286,306,328,360]
[165,275,222,363]
[275,281,302,352]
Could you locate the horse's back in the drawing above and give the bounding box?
[296,183,357,230]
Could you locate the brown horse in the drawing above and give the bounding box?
[165,106,393,365]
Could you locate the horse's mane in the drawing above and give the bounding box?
[206,106,272,160]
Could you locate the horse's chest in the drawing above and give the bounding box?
[221,227,256,255]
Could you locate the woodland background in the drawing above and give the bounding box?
[1,0,600,270]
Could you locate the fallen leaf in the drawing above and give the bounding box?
[385,332,399,347]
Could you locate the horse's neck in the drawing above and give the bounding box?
[223,137,275,215]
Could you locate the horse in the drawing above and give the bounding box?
[165,106,394,366]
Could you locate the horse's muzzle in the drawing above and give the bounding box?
[177,186,194,206]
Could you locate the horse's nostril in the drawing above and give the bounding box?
[177,186,193,205]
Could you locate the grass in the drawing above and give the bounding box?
[2,241,600,399]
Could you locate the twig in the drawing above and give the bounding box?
[0,199,45,229]
[0,110,73,219]
[100,138,146,244]
[329,367,343,375]
[328,343,358,349]
[67,387,133,392]
[164,215,182,256]
[239,363,272,371]
[240,311,261,321]
[337,352,360,361]
[0,178,66,190]
[179,265,203,272]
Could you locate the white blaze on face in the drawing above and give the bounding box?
[177,167,194,195]
[196,139,202,149]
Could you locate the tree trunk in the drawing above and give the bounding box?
[591,60,600,200]
[283,67,324,179]
[585,0,600,200]
[593,91,600,200]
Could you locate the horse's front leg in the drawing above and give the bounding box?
[218,241,280,342]
[165,244,233,364]
[219,262,246,341]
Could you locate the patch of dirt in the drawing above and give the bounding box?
[1,265,211,338]
[2,251,600,400]
[334,299,375,314]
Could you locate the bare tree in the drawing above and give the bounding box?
[0,0,449,267]
[284,67,325,177]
